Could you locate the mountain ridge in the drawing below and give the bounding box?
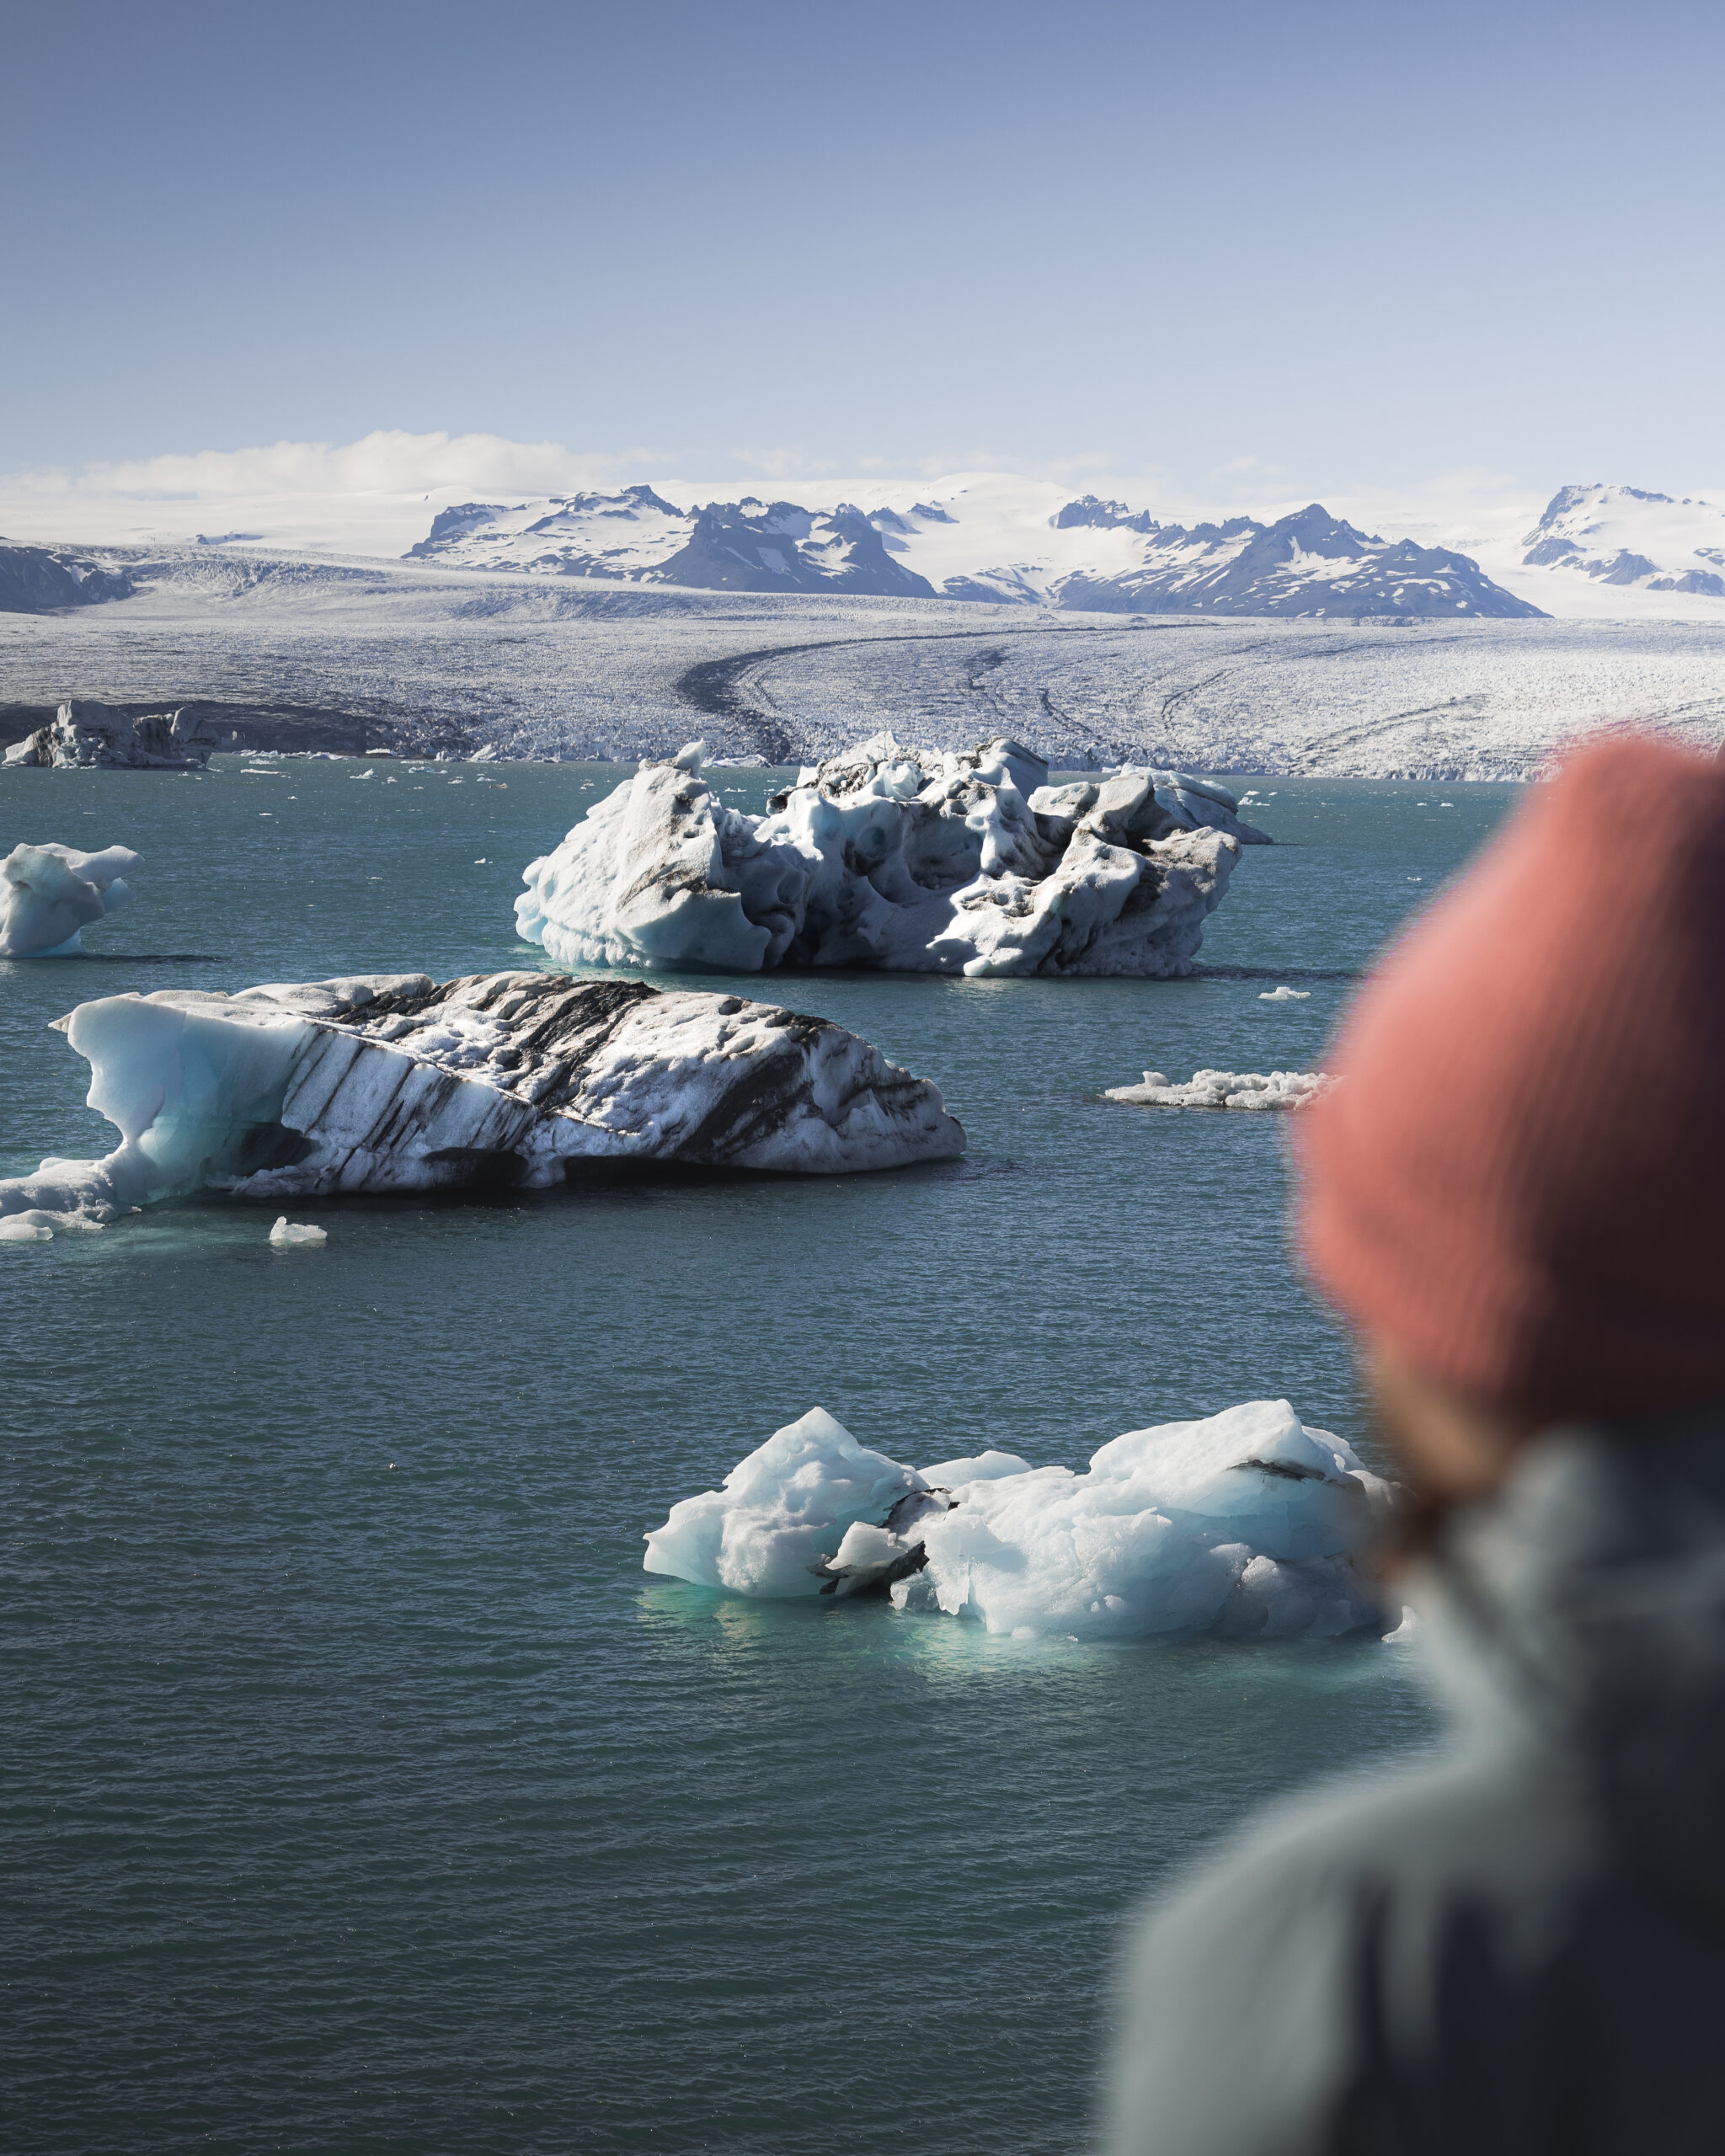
[406,487,1541,619]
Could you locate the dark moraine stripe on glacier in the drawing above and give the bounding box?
[671,1009,911,1165]
[308,973,942,1172]
[672,621,1202,765]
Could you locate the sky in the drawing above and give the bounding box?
[3,0,1722,529]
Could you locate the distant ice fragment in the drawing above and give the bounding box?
[0,842,142,957]
[1107,1068,1330,1110]
[270,1218,328,1247]
[515,734,1256,979]
[0,969,964,1228]
[0,1216,55,1243]
[644,1401,1391,1640]
[1258,985,1311,1001]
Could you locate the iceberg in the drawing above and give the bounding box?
[0,969,964,1233]
[515,734,1260,979]
[0,842,142,957]
[644,1401,1390,1641]
[269,1217,328,1247]
[3,698,219,770]
[1106,1068,1331,1110]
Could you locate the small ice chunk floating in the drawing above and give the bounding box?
[644,1401,1391,1641]
[3,698,219,770]
[515,734,1266,979]
[0,842,142,957]
[269,1218,327,1248]
[0,970,964,1233]
[1107,1068,1331,1110]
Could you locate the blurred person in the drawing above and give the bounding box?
[1108,735,1725,2154]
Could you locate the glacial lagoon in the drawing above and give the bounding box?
[3,756,1514,2153]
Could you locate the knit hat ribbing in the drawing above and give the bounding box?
[1295,734,1725,1419]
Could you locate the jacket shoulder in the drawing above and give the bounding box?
[1108,1752,1605,2156]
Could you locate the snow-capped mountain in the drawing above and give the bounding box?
[406,480,1538,617]
[407,486,935,597]
[1519,484,1725,599]
[991,498,1538,617]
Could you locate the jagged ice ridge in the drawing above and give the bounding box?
[515,734,1262,978]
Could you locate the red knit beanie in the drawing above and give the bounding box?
[1295,734,1725,1421]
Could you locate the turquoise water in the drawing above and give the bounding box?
[3,760,1513,2153]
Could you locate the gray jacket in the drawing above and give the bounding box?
[1108,1413,1725,2155]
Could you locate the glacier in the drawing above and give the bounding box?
[0,969,964,1233]
[515,734,1259,978]
[643,1401,1391,1641]
[1106,1068,1331,1110]
[0,842,142,957]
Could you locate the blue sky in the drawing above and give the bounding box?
[3,0,1721,499]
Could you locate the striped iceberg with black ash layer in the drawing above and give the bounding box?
[0,970,964,1234]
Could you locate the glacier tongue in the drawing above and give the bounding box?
[644,1401,1391,1641]
[0,969,964,1231]
[515,734,1254,979]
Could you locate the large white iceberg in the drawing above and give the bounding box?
[3,698,219,770]
[0,969,964,1233]
[515,734,1263,979]
[0,842,142,957]
[1106,1068,1332,1110]
[644,1401,1390,1641]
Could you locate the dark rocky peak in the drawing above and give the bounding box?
[408,502,510,554]
[1055,495,1162,534]
[1263,504,1386,553]
[0,541,135,614]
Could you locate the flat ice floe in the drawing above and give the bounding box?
[1106,1068,1330,1110]
[0,970,963,1233]
[515,734,1259,978]
[644,1401,1390,1640]
[0,842,142,957]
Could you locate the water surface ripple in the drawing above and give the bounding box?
[1,762,1511,2153]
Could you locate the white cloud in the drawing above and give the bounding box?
[0,430,648,555]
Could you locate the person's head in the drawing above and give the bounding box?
[1294,734,1725,1517]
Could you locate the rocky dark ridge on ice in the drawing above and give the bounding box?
[406,487,1539,618]
[1044,499,1543,618]
[1520,484,1725,598]
[0,541,133,615]
[410,486,935,597]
